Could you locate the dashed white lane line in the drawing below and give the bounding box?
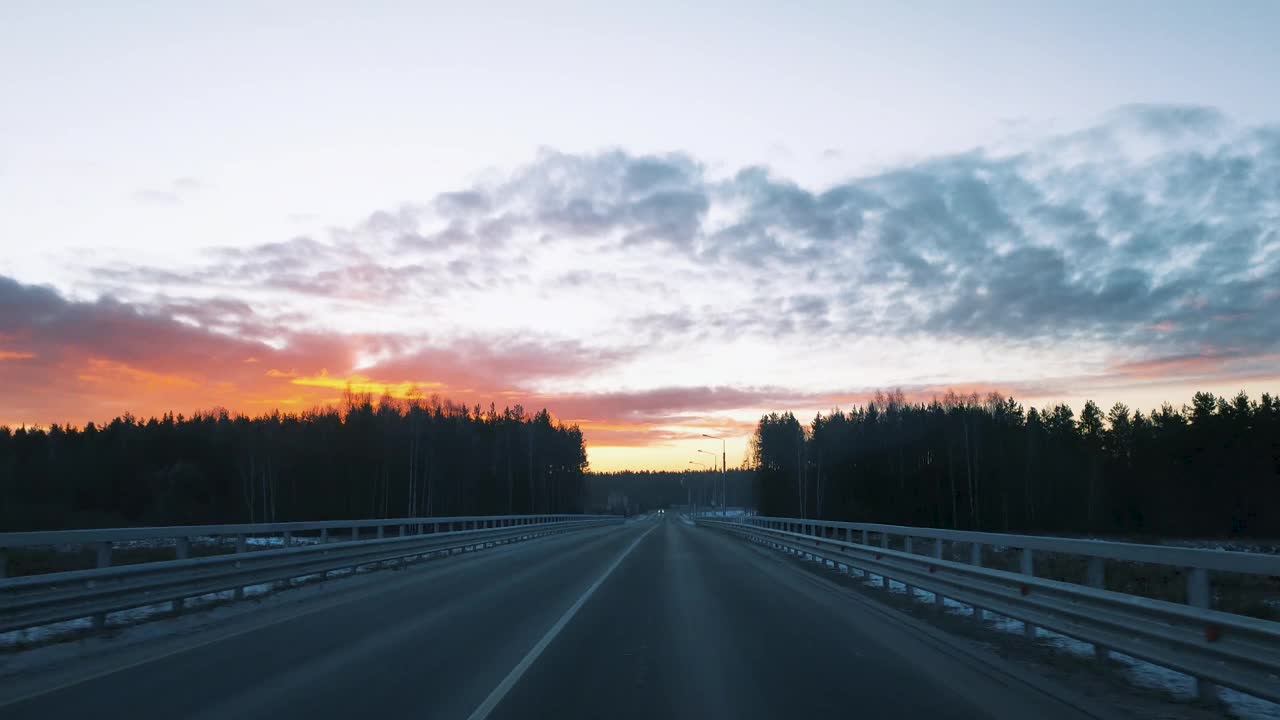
[464,524,657,720]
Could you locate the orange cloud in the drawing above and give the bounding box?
[285,370,444,398]
[1106,353,1280,383]
[3,274,1277,471]
[76,358,200,389]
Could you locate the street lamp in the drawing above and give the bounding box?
[702,434,727,512]
[697,449,717,469]
[688,460,708,515]
[697,449,718,512]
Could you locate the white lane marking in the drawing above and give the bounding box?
[465,525,656,720]
[0,526,613,711]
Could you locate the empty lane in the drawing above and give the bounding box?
[1,515,1102,719]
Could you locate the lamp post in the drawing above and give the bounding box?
[697,449,718,513]
[688,461,708,515]
[696,449,717,472]
[702,434,727,513]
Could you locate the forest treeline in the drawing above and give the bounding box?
[0,392,588,531]
[588,469,755,514]
[751,389,1280,538]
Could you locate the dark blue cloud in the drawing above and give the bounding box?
[85,105,1280,360]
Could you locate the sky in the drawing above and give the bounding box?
[2,2,1279,471]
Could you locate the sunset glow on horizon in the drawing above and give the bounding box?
[4,4,1280,472]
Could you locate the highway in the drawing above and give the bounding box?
[0,514,1108,720]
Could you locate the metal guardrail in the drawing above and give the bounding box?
[0,514,595,578]
[696,515,1280,707]
[0,515,618,636]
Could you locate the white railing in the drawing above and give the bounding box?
[696,514,1280,707]
[0,514,619,635]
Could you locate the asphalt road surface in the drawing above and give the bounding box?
[0,515,1106,719]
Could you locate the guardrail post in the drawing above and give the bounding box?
[844,527,852,543]
[399,525,405,537]
[352,526,359,542]
[1186,567,1219,705]
[969,543,983,622]
[880,532,889,550]
[377,525,384,539]
[283,531,292,547]
[903,537,914,599]
[1019,548,1036,638]
[861,529,869,545]
[1086,557,1108,660]
[234,535,248,600]
[172,540,191,611]
[933,540,945,608]
[96,541,113,569]
[93,540,114,626]
[321,527,329,543]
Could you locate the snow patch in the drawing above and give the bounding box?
[781,537,1280,719]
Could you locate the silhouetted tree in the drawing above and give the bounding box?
[0,392,589,531]
[749,389,1280,538]
[587,469,755,514]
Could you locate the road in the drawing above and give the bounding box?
[0,515,1105,719]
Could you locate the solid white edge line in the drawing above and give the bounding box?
[464,524,657,720]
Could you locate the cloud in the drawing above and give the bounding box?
[0,275,635,426]
[510,150,710,247]
[1108,103,1228,137]
[104,105,1280,360]
[367,337,636,389]
[131,177,202,207]
[28,104,1280,455]
[98,106,1279,365]
[434,190,491,216]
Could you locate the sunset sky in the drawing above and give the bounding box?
[3,2,1279,471]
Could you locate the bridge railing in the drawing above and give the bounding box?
[695,514,1280,707]
[0,514,598,579]
[0,514,619,636]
